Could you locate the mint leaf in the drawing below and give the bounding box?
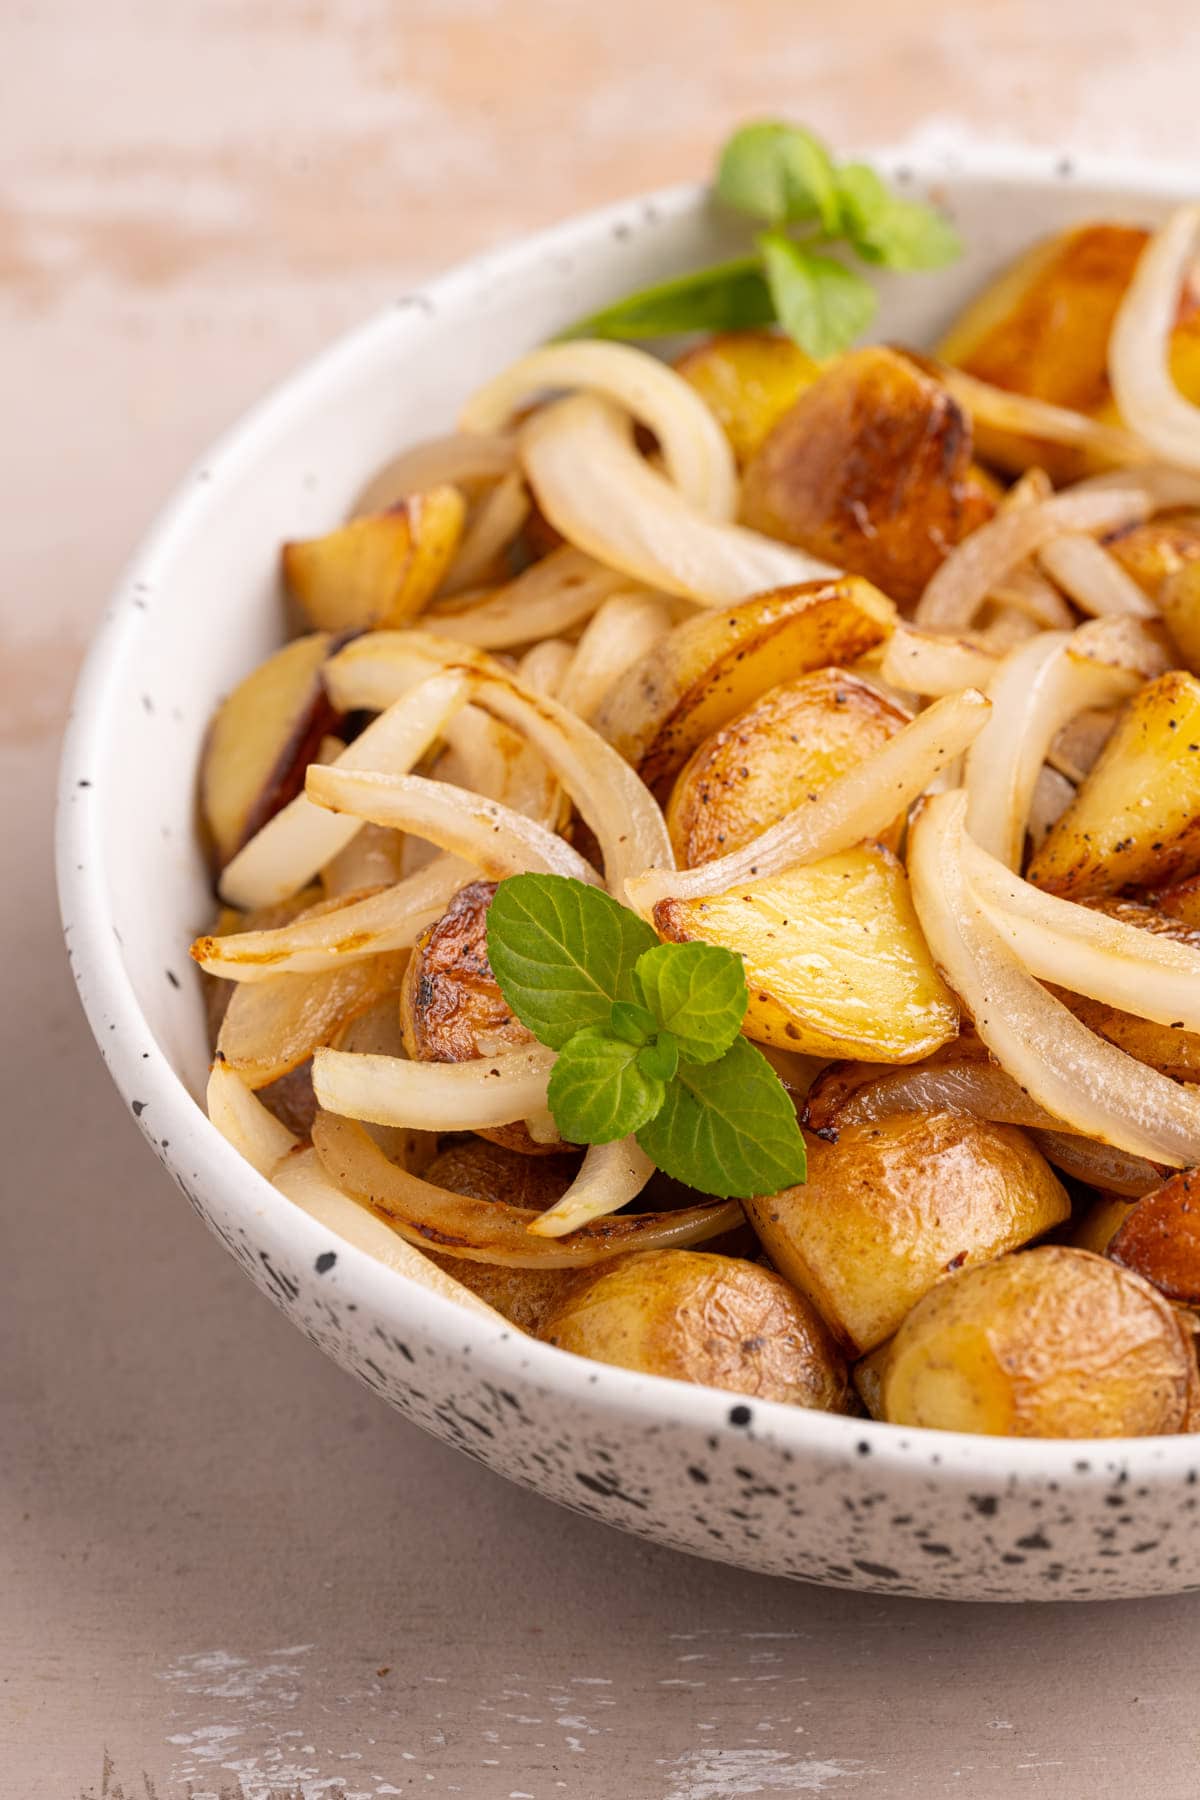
[487,874,658,1051]
[837,164,961,270]
[716,121,839,230]
[547,1027,665,1143]
[634,942,748,1065]
[609,1000,657,1045]
[757,231,877,358]
[559,257,775,342]
[637,1033,679,1083]
[636,1036,807,1199]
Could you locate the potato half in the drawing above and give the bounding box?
[666,667,910,867]
[1109,1170,1200,1308]
[283,486,465,632]
[674,329,819,463]
[539,1248,848,1409]
[882,1246,1200,1437]
[654,844,959,1062]
[746,1113,1068,1356]
[1161,562,1200,676]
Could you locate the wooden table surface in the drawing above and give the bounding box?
[6,3,1200,1794]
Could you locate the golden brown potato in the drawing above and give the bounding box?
[882,1246,1200,1437]
[740,346,995,606]
[594,576,896,788]
[852,1339,893,1421]
[539,1248,848,1409]
[200,633,342,868]
[1104,515,1200,600]
[1161,562,1200,675]
[283,486,465,631]
[745,1113,1069,1356]
[1109,1170,1200,1307]
[674,330,819,463]
[1028,672,1200,898]
[399,880,565,1155]
[665,668,910,867]
[1149,869,1200,928]
[654,845,959,1062]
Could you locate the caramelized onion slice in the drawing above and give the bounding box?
[353,432,516,516]
[312,1109,741,1268]
[1031,1130,1166,1199]
[525,1137,656,1238]
[940,366,1152,469]
[879,625,998,698]
[439,469,530,596]
[1037,534,1158,619]
[207,1061,300,1175]
[430,546,631,650]
[217,947,409,1089]
[558,591,674,720]
[1109,205,1200,474]
[312,1043,557,1132]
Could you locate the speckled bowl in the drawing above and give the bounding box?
[58,146,1200,1601]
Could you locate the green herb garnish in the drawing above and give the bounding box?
[487,874,807,1200]
[564,120,961,359]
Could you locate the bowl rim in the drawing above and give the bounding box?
[56,140,1200,1488]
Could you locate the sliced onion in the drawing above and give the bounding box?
[461,339,739,519]
[1109,206,1200,474]
[940,366,1152,469]
[217,946,409,1089]
[430,546,629,650]
[321,821,408,897]
[517,636,574,697]
[964,630,1140,868]
[438,705,558,828]
[626,687,990,914]
[219,672,468,910]
[914,488,1150,630]
[312,1043,556,1131]
[353,432,516,516]
[989,563,1077,628]
[558,591,674,719]
[809,1057,1066,1133]
[1037,533,1158,619]
[1028,1130,1165,1198]
[1077,463,1200,511]
[1047,710,1116,783]
[520,394,837,605]
[207,1061,300,1175]
[1028,765,1075,852]
[525,1137,656,1238]
[879,624,998,697]
[439,469,530,596]
[1070,612,1174,675]
[908,790,1200,1166]
[312,1109,741,1268]
[193,856,472,980]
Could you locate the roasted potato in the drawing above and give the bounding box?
[654,844,959,1062]
[1028,671,1200,898]
[1067,1193,1138,1255]
[740,346,996,606]
[666,668,910,867]
[594,576,896,788]
[539,1248,848,1409]
[399,880,565,1154]
[1161,562,1200,675]
[283,486,465,632]
[200,633,343,868]
[1149,869,1200,928]
[1104,515,1200,601]
[882,1246,1200,1437]
[674,330,819,463]
[852,1338,894,1421]
[746,1113,1068,1356]
[1110,1170,1200,1307]
[938,222,1200,479]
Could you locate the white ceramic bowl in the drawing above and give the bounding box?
[58,146,1200,1602]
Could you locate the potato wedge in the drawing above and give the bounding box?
[1109,1170,1200,1307]
[654,844,959,1061]
[666,668,910,867]
[745,1113,1068,1356]
[1103,515,1200,600]
[1028,671,1200,897]
[539,1248,848,1409]
[882,1245,1199,1436]
[740,347,995,606]
[283,486,465,631]
[1161,562,1200,675]
[594,576,896,788]
[674,330,819,463]
[200,632,342,868]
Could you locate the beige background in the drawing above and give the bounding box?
[7,2,1200,1795]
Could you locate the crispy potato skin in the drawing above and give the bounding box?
[654,845,959,1062]
[666,668,910,867]
[539,1249,848,1409]
[1028,671,1200,898]
[399,881,563,1154]
[740,347,994,606]
[1110,1170,1200,1307]
[674,330,819,463]
[1161,563,1200,676]
[746,1114,1069,1356]
[883,1246,1200,1437]
[283,486,465,632]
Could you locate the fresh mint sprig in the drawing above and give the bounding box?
[486,874,807,1200]
[563,120,961,359]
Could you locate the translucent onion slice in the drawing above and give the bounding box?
[1070,612,1174,675]
[914,488,1149,630]
[908,790,1200,1166]
[216,947,410,1089]
[520,393,837,605]
[353,432,516,516]
[219,671,469,910]
[207,1061,299,1175]
[324,633,674,893]
[1028,1130,1165,1198]
[1109,205,1200,474]
[963,832,1200,1030]
[626,688,990,914]
[989,563,1077,629]
[306,766,598,883]
[558,591,674,719]
[1028,765,1075,852]
[963,630,1140,868]
[940,366,1152,469]
[461,339,739,520]
[321,821,408,897]
[430,546,629,650]
[272,1145,506,1317]
[525,1137,656,1238]
[879,624,998,697]
[1037,533,1158,619]
[312,1043,557,1131]
[1073,463,1200,511]
[193,856,472,981]
[312,1109,741,1269]
[438,705,558,827]
[439,469,530,596]
[517,637,574,697]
